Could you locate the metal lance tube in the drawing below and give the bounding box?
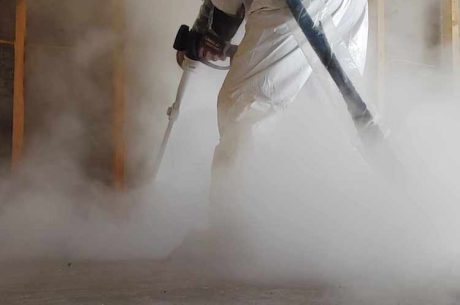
[151,24,239,183]
[286,0,383,143]
[151,58,197,182]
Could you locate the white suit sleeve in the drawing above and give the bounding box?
[211,0,244,15]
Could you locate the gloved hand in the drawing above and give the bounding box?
[176,50,186,67]
[198,33,228,61]
[176,32,227,67]
[175,0,243,68]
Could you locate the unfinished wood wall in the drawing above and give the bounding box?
[0,0,128,187]
[19,0,125,187]
[368,0,459,117]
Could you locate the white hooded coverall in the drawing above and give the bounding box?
[210,0,369,167]
[201,0,369,271]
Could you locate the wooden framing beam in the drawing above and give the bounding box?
[376,0,385,111]
[112,0,126,190]
[452,0,460,71]
[0,39,15,45]
[367,0,386,112]
[441,0,460,70]
[12,0,26,170]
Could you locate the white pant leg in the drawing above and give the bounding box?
[209,0,369,273]
[218,7,310,133]
[214,5,311,168]
[214,0,368,168]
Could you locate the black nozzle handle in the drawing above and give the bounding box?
[173,24,238,64]
[173,24,201,61]
[173,25,190,52]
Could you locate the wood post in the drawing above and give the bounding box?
[12,0,26,170]
[112,0,126,189]
[441,0,459,70]
[367,0,386,113]
[376,0,385,111]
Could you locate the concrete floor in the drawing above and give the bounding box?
[0,260,346,305]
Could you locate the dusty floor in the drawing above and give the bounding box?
[0,260,348,305]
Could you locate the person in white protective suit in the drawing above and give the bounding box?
[178,0,369,271]
[182,0,369,168]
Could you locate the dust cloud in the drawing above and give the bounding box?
[1,0,460,304]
